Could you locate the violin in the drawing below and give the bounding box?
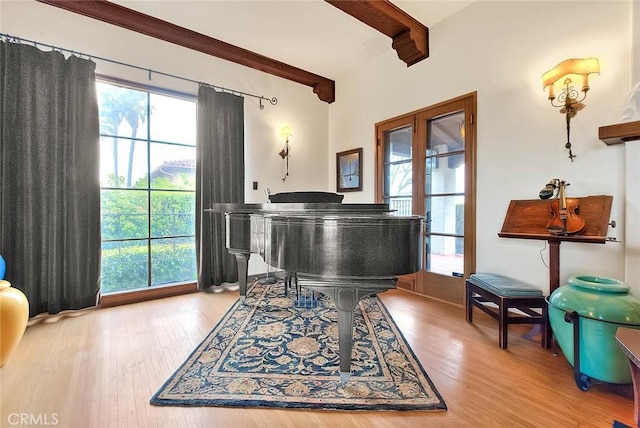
[546,180,586,235]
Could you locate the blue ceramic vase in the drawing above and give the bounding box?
[0,255,5,280]
[548,275,640,384]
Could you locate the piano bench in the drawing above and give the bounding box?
[466,273,549,350]
[284,271,319,308]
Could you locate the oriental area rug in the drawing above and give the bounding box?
[151,281,446,411]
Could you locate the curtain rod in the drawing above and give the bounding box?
[0,32,278,109]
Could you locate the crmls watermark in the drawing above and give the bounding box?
[7,413,59,426]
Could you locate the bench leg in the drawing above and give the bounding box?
[499,298,508,349]
[466,281,473,323]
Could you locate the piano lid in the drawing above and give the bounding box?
[206,203,392,214]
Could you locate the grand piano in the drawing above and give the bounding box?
[208,197,423,381]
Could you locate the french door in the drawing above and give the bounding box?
[376,93,477,304]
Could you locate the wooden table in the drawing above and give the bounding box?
[616,327,640,427]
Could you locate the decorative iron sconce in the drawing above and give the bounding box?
[542,57,600,161]
[279,126,293,182]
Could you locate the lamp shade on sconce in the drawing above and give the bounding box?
[280,125,293,140]
[542,57,600,99]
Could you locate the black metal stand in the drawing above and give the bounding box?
[564,310,592,391]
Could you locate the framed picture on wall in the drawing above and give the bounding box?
[336,148,362,192]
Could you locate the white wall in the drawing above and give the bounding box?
[330,1,632,295]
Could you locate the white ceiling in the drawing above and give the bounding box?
[114,0,473,79]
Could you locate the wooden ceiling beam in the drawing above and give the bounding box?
[326,0,429,66]
[36,0,336,103]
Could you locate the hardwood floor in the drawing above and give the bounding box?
[0,287,634,428]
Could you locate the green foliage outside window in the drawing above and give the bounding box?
[101,176,195,241]
[100,179,197,292]
[101,238,196,293]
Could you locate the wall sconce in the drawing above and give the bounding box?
[542,57,600,161]
[279,126,293,182]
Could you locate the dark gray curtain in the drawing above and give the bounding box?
[195,86,244,289]
[0,42,101,317]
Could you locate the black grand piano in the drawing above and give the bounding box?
[208,193,423,381]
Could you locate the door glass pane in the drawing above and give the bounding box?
[425,235,464,277]
[427,112,465,153]
[384,161,412,196]
[384,127,412,160]
[388,196,412,216]
[425,195,464,235]
[425,154,465,195]
[383,125,413,214]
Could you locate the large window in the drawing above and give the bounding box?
[97,81,197,294]
[376,93,476,304]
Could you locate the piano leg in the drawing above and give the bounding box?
[302,277,397,382]
[230,251,250,302]
[333,289,356,382]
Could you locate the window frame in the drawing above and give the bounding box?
[96,76,198,301]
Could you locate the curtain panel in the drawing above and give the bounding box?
[195,87,244,289]
[0,42,101,316]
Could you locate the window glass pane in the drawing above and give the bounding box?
[97,82,149,140]
[425,154,465,195]
[425,235,464,277]
[425,195,464,235]
[149,93,196,145]
[151,191,196,238]
[100,136,149,188]
[101,189,149,240]
[426,111,464,154]
[101,241,149,292]
[150,143,196,190]
[151,237,197,285]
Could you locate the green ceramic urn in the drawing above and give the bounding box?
[548,275,640,384]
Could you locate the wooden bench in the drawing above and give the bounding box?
[466,273,549,349]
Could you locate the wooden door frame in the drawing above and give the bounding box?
[375,92,477,305]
